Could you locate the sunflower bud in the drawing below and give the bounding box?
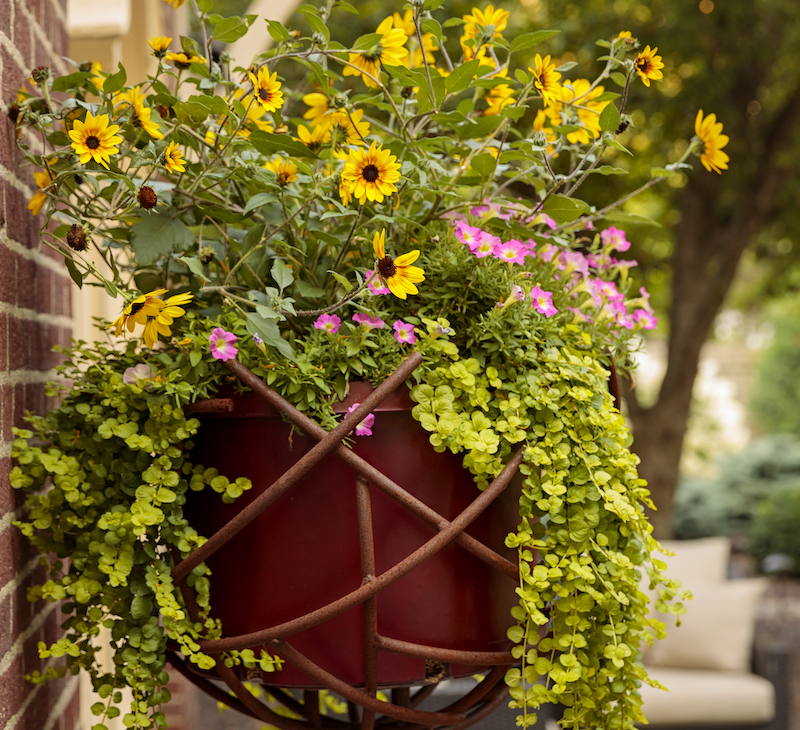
[66,224,87,251]
[156,105,172,119]
[7,104,21,124]
[31,66,51,85]
[138,185,158,209]
[532,131,548,147]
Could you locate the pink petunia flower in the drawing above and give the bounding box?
[493,238,527,265]
[634,309,658,329]
[600,226,631,252]
[393,320,417,344]
[314,314,341,334]
[615,311,635,330]
[209,327,238,362]
[530,285,558,317]
[365,269,391,296]
[473,231,499,258]
[455,220,483,250]
[558,251,590,277]
[123,363,154,389]
[528,213,557,230]
[538,243,558,263]
[352,313,385,329]
[346,402,375,436]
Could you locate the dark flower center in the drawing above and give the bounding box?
[636,58,649,72]
[378,256,396,279]
[128,301,145,316]
[362,164,380,183]
[259,87,269,101]
[86,135,100,150]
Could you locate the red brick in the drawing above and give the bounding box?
[0,243,16,304]
[7,186,33,247]
[1,46,27,108]
[0,312,6,370]
[17,256,37,308]
[0,385,12,440]
[8,316,29,370]
[0,1,11,37]
[14,11,33,67]
[13,382,26,430]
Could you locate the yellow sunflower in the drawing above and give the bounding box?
[322,108,371,148]
[68,111,123,170]
[635,46,664,87]
[341,142,401,205]
[549,79,610,143]
[109,289,168,337]
[165,51,206,70]
[343,17,409,88]
[529,54,562,108]
[27,169,53,216]
[483,68,515,116]
[163,0,185,8]
[90,61,105,92]
[460,5,509,61]
[142,292,193,348]
[163,140,186,173]
[148,36,172,58]
[248,68,284,113]
[694,110,729,174]
[302,92,331,126]
[296,123,330,152]
[123,86,163,140]
[372,229,425,300]
[264,156,298,186]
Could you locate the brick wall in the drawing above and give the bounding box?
[0,2,78,730]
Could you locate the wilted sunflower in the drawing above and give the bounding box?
[341,142,401,205]
[162,140,186,174]
[372,229,425,300]
[635,46,664,87]
[68,111,123,169]
[344,17,409,88]
[529,54,562,108]
[248,68,284,113]
[264,156,298,185]
[27,169,53,216]
[694,110,729,174]
[142,292,193,348]
[109,289,168,337]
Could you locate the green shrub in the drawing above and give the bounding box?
[749,485,800,575]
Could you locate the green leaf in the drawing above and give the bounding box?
[178,256,210,282]
[610,71,628,87]
[421,18,443,40]
[599,102,620,134]
[47,131,71,146]
[329,270,352,292]
[353,33,383,51]
[509,30,559,54]
[212,15,256,44]
[605,139,633,156]
[266,19,290,43]
[335,2,358,13]
[242,192,276,216]
[186,94,227,115]
[296,280,325,299]
[271,259,294,290]
[242,223,266,254]
[130,596,153,620]
[591,165,628,176]
[51,72,92,93]
[64,257,84,288]
[471,153,497,179]
[445,60,482,95]
[196,0,212,11]
[296,7,330,41]
[245,313,294,360]
[103,63,127,95]
[650,166,676,178]
[174,101,209,125]
[541,194,590,224]
[248,130,318,159]
[130,213,194,266]
[456,115,504,140]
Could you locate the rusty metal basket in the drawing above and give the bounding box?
[166,352,535,729]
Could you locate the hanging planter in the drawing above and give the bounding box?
[6,0,723,727]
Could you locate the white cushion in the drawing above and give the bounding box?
[646,578,768,672]
[640,667,775,725]
[657,537,731,589]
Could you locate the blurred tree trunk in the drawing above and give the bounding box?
[625,92,800,537]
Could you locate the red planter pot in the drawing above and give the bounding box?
[185,383,518,689]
